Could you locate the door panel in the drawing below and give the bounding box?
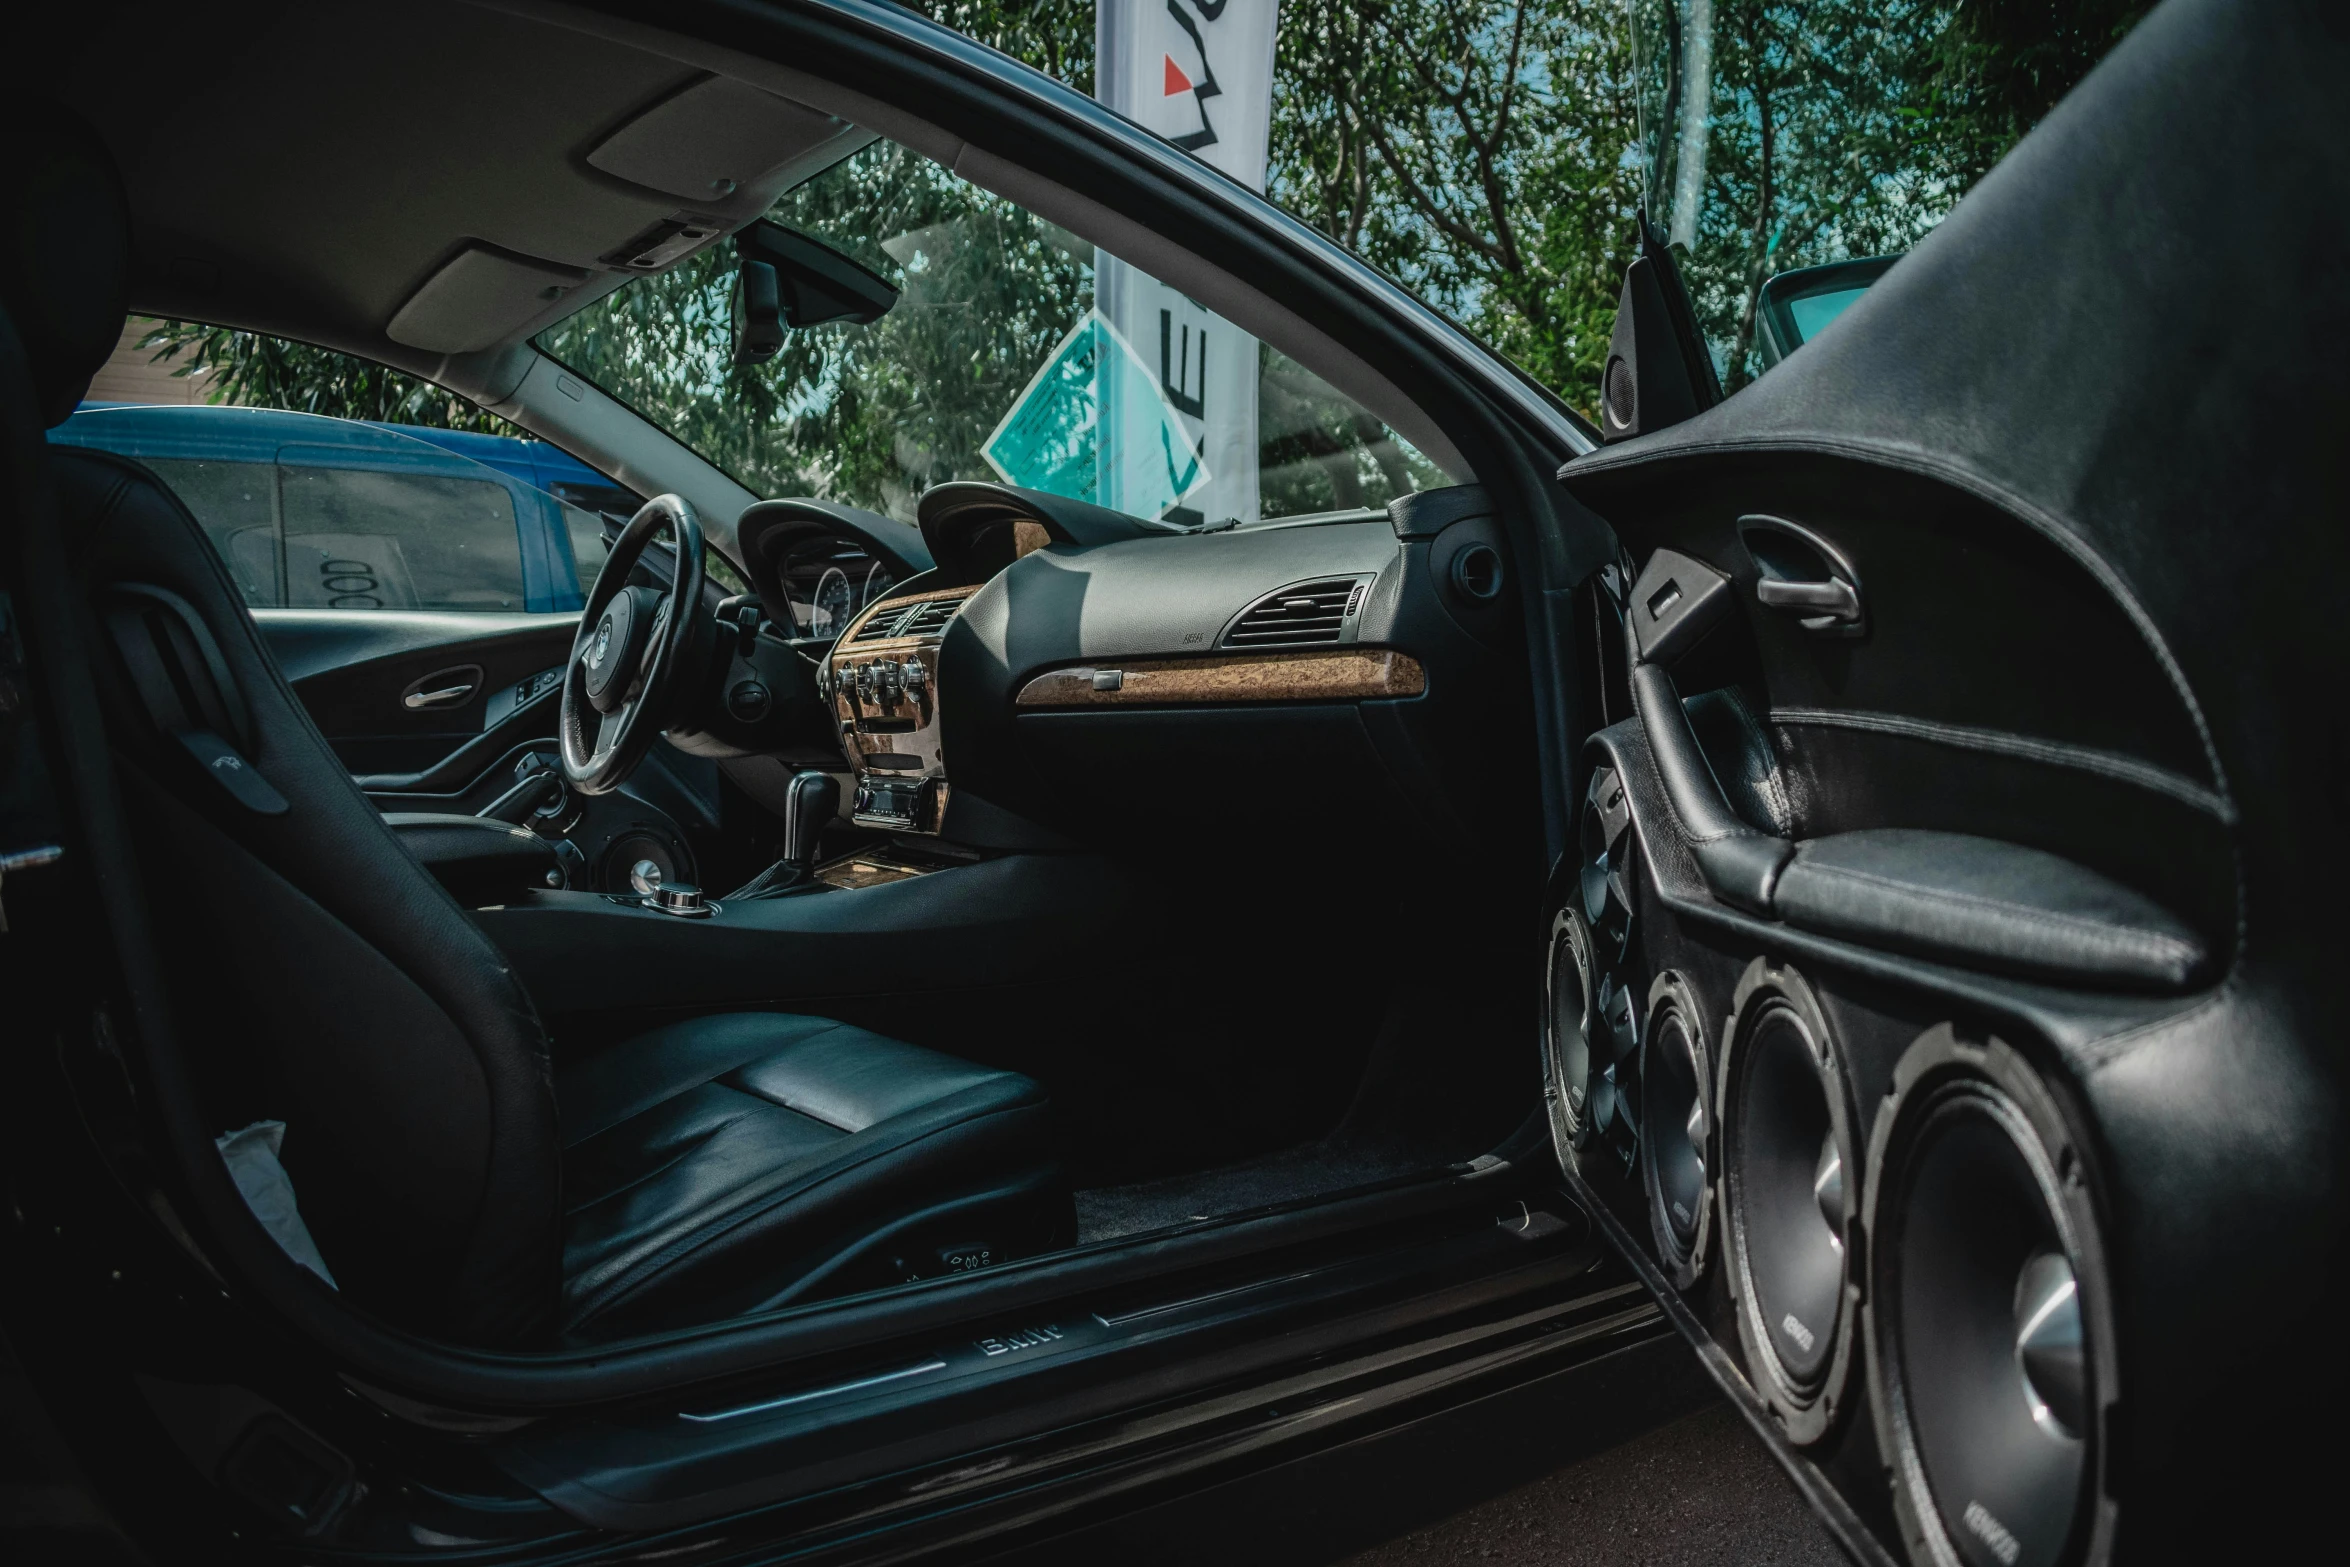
[254,608,575,779]
[1542,5,2342,1565]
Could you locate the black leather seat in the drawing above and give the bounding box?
[0,116,1069,1346]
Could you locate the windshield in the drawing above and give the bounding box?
[1629,0,2148,388]
[535,139,1442,526]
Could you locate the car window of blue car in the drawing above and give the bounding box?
[51,404,634,613]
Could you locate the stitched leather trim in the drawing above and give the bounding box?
[1784,858,2203,969]
[1769,706,2232,822]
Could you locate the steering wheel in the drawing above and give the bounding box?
[559,494,707,794]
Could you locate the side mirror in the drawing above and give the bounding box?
[735,219,899,330]
[733,261,784,366]
[1754,255,1898,370]
[1599,214,1721,444]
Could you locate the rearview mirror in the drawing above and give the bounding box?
[735,219,899,331]
[732,261,784,366]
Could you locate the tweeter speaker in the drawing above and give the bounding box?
[1865,1025,2116,1567]
[1640,970,1714,1289]
[1718,957,1859,1443]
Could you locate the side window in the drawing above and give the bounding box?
[272,459,526,611]
[59,325,647,613]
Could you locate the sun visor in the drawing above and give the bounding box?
[588,75,876,218]
[386,246,590,354]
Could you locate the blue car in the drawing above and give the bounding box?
[51,403,637,613]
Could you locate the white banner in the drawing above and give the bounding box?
[1094,0,1280,526]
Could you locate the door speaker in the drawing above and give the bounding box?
[602,829,684,896]
[1565,765,1640,1176]
[1865,1025,2117,1567]
[1541,900,1598,1157]
[1640,969,1713,1289]
[1718,957,1859,1444]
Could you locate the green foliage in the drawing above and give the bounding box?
[1640,0,2151,389]
[1272,0,1642,421]
[536,141,1090,516]
[133,318,516,433]
[146,0,2148,492]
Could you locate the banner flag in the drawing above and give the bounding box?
[1094,0,1280,526]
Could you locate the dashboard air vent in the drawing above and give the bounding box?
[851,595,968,642]
[1222,577,1370,649]
[852,604,914,641]
[896,596,968,637]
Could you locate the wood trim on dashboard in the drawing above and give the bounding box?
[1014,649,1426,708]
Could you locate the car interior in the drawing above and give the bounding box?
[7,0,1550,1354]
[7,1,2336,1562]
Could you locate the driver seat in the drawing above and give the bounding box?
[0,116,1070,1346]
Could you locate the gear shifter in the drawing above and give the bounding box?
[727,770,841,900]
[781,769,840,877]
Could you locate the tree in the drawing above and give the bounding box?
[1643,0,2152,389]
[126,1,2148,474]
[1272,0,1643,419]
[133,318,517,434]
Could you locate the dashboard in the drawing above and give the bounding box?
[727,480,1529,856]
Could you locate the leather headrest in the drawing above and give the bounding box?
[0,111,130,427]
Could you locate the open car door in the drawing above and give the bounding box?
[1543,2,2344,1564]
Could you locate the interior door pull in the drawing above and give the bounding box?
[1754,576,1860,620]
[399,664,484,712]
[1738,515,1865,636]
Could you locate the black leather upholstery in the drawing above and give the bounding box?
[5,113,1066,1348]
[1773,828,2208,991]
[560,1015,1060,1341]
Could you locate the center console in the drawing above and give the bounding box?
[820,586,970,834]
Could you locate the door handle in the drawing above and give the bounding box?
[1754,576,1860,620]
[399,664,485,713]
[1739,515,1865,636]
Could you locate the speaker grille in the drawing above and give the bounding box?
[1720,958,1859,1444]
[1867,1026,2114,1567]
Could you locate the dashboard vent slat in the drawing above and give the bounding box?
[851,605,914,641]
[850,595,967,642]
[1222,578,1369,649]
[897,597,968,637]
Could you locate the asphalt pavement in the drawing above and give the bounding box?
[997,1331,1850,1567]
[1335,1400,1845,1567]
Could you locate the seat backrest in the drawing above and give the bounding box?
[0,115,561,1345]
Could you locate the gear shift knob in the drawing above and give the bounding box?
[781,770,839,872]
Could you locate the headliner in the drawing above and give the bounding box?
[46,0,820,370]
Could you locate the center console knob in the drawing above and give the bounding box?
[652,882,713,917]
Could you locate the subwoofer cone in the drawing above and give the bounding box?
[1719,958,1858,1444]
[1542,903,1598,1157]
[1867,1025,2116,1567]
[1639,969,1713,1288]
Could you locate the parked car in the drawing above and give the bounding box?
[52,403,637,612]
[0,2,2337,1565]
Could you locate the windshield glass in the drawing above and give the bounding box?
[535,139,1442,526]
[1629,0,2148,388]
[49,404,611,612]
